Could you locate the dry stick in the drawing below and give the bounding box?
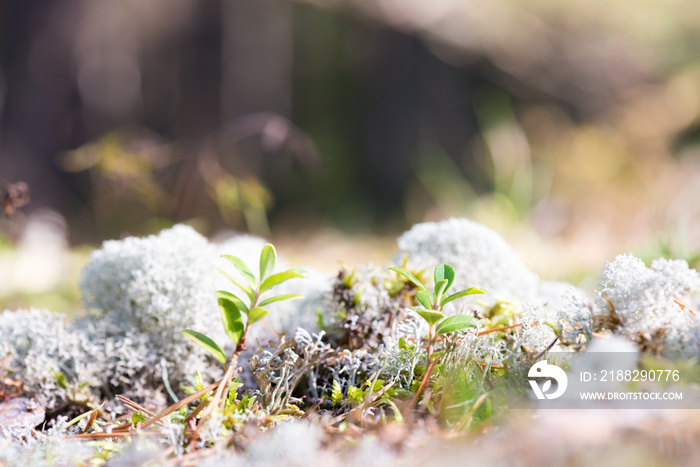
[71,387,212,439]
[675,297,696,316]
[407,322,529,346]
[477,323,524,335]
[188,361,237,444]
[407,355,440,414]
[140,380,221,429]
[116,395,157,418]
[115,396,166,429]
[534,338,559,361]
[182,395,212,427]
[188,330,249,445]
[67,430,158,440]
[474,361,504,370]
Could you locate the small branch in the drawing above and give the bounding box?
[116,395,156,418]
[426,325,436,366]
[188,357,238,444]
[477,323,524,335]
[140,380,221,429]
[674,297,696,316]
[188,326,249,444]
[406,355,440,414]
[534,338,559,361]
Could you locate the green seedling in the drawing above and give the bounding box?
[181,243,307,439]
[389,263,485,363]
[183,243,306,366]
[389,263,485,410]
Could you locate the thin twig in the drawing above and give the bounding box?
[534,338,559,361]
[406,356,440,414]
[188,357,239,444]
[67,430,159,440]
[140,379,221,429]
[116,395,157,418]
[182,396,212,427]
[675,297,696,316]
[477,323,524,335]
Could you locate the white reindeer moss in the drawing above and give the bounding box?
[394,218,539,304]
[81,224,226,354]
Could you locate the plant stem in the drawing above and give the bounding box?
[188,285,259,444]
[406,354,439,413]
[426,324,436,363]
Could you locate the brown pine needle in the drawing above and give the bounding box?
[67,430,155,440]
[81,408,100,434]
[477,323,525,335]
[111,422,133,432]
[140,379,222,429]
[116,395,157,418]
[189,362,237,445]
[183,395,212,427]
[474,361,504,370]
[675,297,696,316]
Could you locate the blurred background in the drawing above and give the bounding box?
[1,0,700,311]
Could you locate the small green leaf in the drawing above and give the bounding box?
[434,264,455,292]
[182,330,226,364]
[434,279,448,307]
[436,315,477,335]
[259,268,308,293]
[331,379,342,406]
[441,287,487,306]
[218,298,245,344]
[221,254,257,287]
[410,307,445,325]
[226,384,238,409]
[247,307,269,324]
[415,290,432,309]
[258,293,303,307]
[237,394,255,412]
[218,268,255,302]
[216,290,249,314]
[194,371,204,392]
[259,244,277,282]
[347,386,364,404]
[131,412,148,425]
[430,350,445,360]
[398,337,414,352]
[54,371,69,389]
[389,267,428,292]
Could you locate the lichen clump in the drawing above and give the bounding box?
[1,218,699,466]
[394,218,539,305]
[558,254,700,352]
[81,224,226,357]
